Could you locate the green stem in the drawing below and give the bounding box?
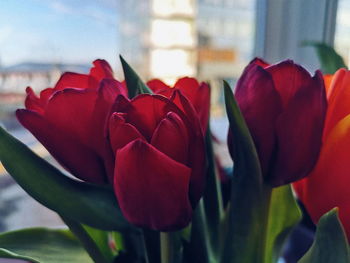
[160,232,172,263]
[160,231,184,263]
[61,216,109,263]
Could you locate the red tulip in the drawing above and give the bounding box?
[294,68,350,240]
[17,60,127,184]
[109,91,206,231]
[147,77,210,132]
[229,58,327,186]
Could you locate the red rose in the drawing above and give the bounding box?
[147,77,210,132]
[16,60,127,184]
[229,58,327,186]
[109,91,206,231]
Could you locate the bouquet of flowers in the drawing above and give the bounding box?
[0,48,349,263]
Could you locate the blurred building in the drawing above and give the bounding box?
[118,0,197,84]
[118,0,256,116]
[117,0,256,83]
[0,62,90,94]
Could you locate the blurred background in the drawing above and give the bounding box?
[0,0,349,260]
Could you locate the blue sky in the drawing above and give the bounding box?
[0,0,119,68]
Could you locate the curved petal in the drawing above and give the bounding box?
[323,69,350,140]
[16,110,107,183]
[235,64,282,178]
[170,90,206,206]
[250,57,270,68]
[295,114,350,239]
[196,82,210,131]
[90,80,125,182]
[174,77,200,103]
[323,73,334,98]
[151,112,189,164]
[271,71,326,186]
[174,78,210,131]
[147,79,172,95]
[266,60,313,108]
[24,87,44,114]
[114,139,192,231]
[54,72,92,91]
[109,112,145,153]
[121,94,181,141]
[44,89,98,146]
[90,59,114,81]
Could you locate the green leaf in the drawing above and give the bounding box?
[221,82,302,263]
[264,185,302,262]
[0,228,93,263]
[187,200,215,263]
[83,225,117,262]
[61,216,114,263]
[202,128,224,255]
[220,81,271,263]
[304,41,347,74]
[299,208,350,263]
[0,126,136,232]
[119,55,152,98]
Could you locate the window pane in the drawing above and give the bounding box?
[334,0,350,67]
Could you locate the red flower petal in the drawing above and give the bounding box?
[114,139,192,231]
[271,71,326,186]
[170,90,206,206]
[54,72,92,91]
[175,77,210,131]
[151,112,189,164]
[44,89,98,146]
[174,77,200,102]
[266,60,312,108]
[121,94,181,141]
[24,87,44,114]
[109,112,145,153]
[90,59,114,81]
[196,82,210,131]
[16,109,108,183]
[147,79,172,94]
[90,79,125,182]
[250,57,270,68]
[39,88,55,104]
[235,63,282,178]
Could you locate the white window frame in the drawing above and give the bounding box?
[254,0,339,72]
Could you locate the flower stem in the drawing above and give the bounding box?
[160,232,173,263]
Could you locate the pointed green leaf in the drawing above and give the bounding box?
[299,208,350,263]
[0,126,136,232]
[187,200,215,263]
[0,228,93,263]
[202,128,224,255]
[119,55,152,98]
[220,81,271,263]
[265,185,302,262]
[304,41,347,74]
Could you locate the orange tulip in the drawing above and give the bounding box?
[294,68,350,240]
